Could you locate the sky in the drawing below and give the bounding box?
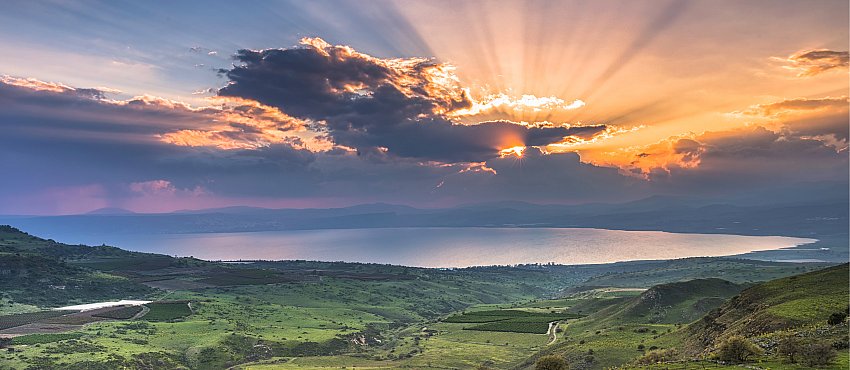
[0,0,847,214]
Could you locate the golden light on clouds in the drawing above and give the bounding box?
[450,92,585,122]
[158,96,332,151]
[499,145,526,158]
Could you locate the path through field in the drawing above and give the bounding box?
[546,321,559,345]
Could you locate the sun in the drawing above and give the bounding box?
[499,145,526,157]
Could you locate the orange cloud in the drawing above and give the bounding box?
[741,96,849,117]
[158,96,330,151]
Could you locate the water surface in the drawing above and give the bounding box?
[69,227,816,267]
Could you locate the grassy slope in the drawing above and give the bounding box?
[0,226,156,310]
[683,263,849,352]
[517,265,849,370]
[592,279,746,325]
[574,257,833,288]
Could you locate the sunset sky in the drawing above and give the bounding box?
[1,0,847,214]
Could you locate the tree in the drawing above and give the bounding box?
[800,342,837,367]
[827,311,847,325]
[714,336,763,363]
[635,349,678,365]
[535,354,569,370]
[0,337,11,349]
[777,336,802,363]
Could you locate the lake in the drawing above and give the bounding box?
[66,227,816,268]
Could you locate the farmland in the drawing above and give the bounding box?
[140,302,193,322]
[93,305,144,320]
[442,309,584,334]
[0,311,72,330]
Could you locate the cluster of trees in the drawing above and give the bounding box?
[534,355,568,370]
[714,335,839,367]
[777,336,839,367]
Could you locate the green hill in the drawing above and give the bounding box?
[0,226,158,309]
[592,278,746,325]
[684,263,849,352]
[573,257,833,288]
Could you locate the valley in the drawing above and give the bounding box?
[0,226,846,369]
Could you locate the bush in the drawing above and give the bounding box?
[714,336,763,363]
[800,342,837,367]
[535,354,568,370]
[827,311,847,325]
[777,336,802,363]
[635,349,677,365]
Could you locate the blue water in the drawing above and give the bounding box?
[61,227,816,268]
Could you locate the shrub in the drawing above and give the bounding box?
[535,354,568,370]
[832,334,849,349]
[635,349,677,365]
[827,311,847,325]
[714,336,763,363]
[800,342,837,367]
[777,336,802,363]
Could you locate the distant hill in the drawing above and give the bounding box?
[591,278,746,325]
[570,257,833,288]
[0,225,155,307]
[0,225,139,260]
[683,263,849,352]
[86,207,136,215]
[1,191,846,265]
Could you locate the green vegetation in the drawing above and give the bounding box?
[11,333,83,345]
[0,225,845,370]
[683,263,849,351]
[140,302,193,321]
[589,278,746,325]
[535,354,568,370]
[443,309,582,334]
[713,335,763,363]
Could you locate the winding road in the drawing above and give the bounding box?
[546,321,559,345]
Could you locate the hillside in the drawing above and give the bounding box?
[0,226,158,309]
[0,225,139,260]
[591,278,746,325]
[683,263,849,352]
[572,257,832,288]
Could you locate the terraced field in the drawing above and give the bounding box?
[443,309,584,334]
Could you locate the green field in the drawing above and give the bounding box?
[93,305,144,320]
[11,333,84,345]
[140,302,193,322]
[443,309,583,334]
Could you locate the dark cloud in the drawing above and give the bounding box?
[783,49,849,77]
[643,126,848,191]
[0,78,320,201]
[0,76,633,211]
[219,38,606,162]
[747,96,849,143]
[439,148,646,203]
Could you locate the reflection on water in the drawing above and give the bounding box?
[74,227,816,268]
